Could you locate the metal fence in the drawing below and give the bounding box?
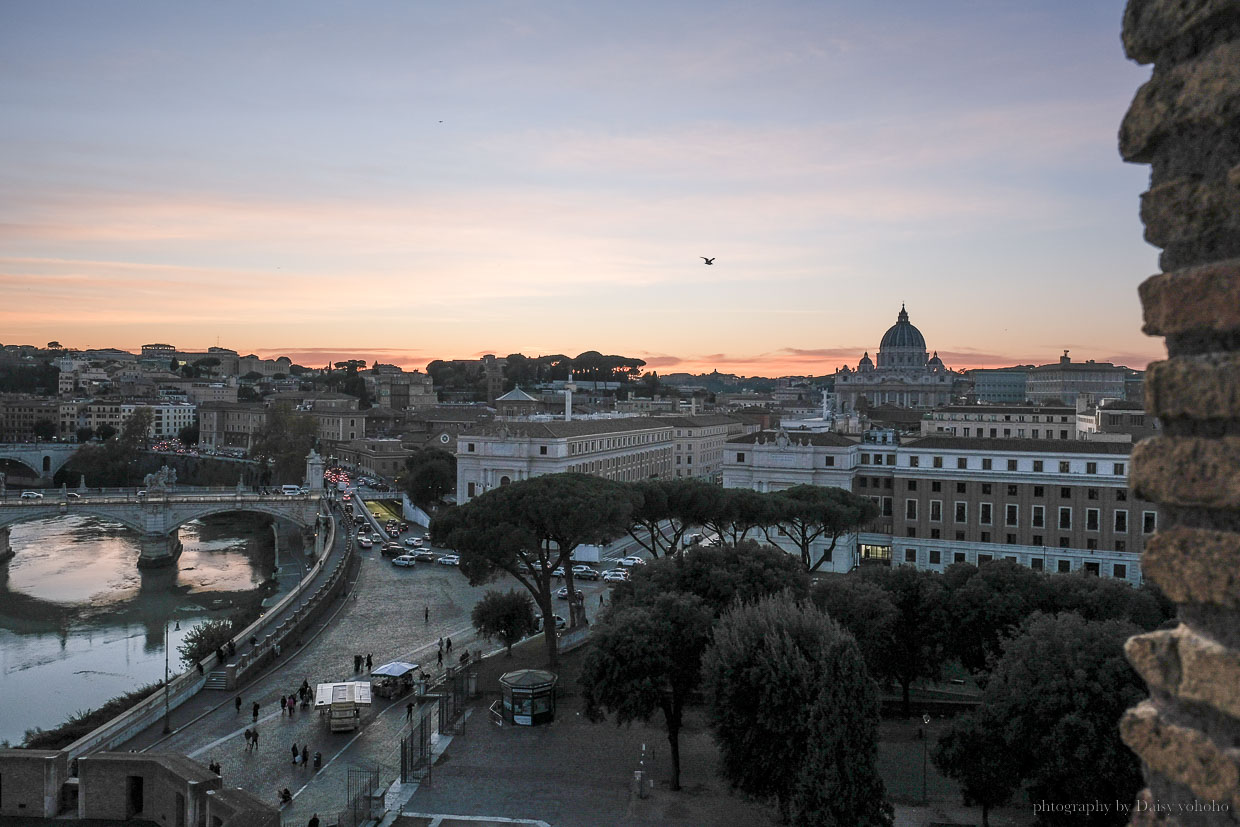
[337,765,382,827]
[435,662,475,734]
[400,704,435,785]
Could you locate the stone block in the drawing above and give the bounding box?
[1132,436,1240,507]
[1145,354,1240,421]
[1126,625,1240,718]
[1121,39,1240,162]
[1123,0,1240,64]
[1144,527,1240,608]
[1140,173,1240,254]
[1120,701,1240,808]
[1140,258,1240,338]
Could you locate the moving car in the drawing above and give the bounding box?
[20,490,43,499]
[413,549,437,561]
[391,554,417,567]
[66,491,81,499]
[571,565,600,580]
[551,567,565,578]
[555,586,583,600]
[404,537,424,548]
[357,537,374,549]
[436,554,460,566]
[280,484,302,495]
[602,570,629,583]
[381,543,403,557]
[617,556,646,567]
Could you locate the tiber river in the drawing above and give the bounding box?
[0,513,281,746]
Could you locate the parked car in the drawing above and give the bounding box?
[617,556,646,567]
[602,570,629,583]
[572,565,600,581]
[551,567,566,578]
[413,549,437,561]
[404,537,424,548]
[436,554,460,566]
[20,490,43,499]
[392,554,417,567]
[381,543,403,557]
[555,586,584,600]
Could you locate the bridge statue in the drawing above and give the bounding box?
[143,465,177,492]
[78,474,86,494]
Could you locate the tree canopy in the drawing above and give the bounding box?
[763,484,879,571]
[249,403,318,484]
[703,595,893,826]
[470,590,536,656]
[623,478,725,558]
[857,565,948,716]
[403,447,456,508]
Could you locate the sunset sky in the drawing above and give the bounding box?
[1,1,1161,376]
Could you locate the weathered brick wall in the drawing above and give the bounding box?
[1118,1,1240,824]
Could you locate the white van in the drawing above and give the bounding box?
[280,485,302,496]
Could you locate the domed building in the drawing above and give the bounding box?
[834,305,957,410]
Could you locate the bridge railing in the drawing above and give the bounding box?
[63,503,347,762]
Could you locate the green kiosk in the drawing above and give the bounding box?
[498,669,558,726]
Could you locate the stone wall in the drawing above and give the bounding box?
[1118,1,1240,824]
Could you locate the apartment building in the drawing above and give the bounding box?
[0,395,60,441]
[655,414,741,482]
[64,400,197,439]
[920,405,1078,440]
[198,402,268,451]
[456,417,674,502]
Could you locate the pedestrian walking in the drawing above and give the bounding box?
[280,696,287,716]
[196,662,204,675]
[446,637,452,654]
[600,593,604,606]
[366,653,372,670]
[424,605,429,623]
[302,745,309,766]
[243,728,252,750]
[252,729,260,750]
[308,814,320,827]
[252,701,260,722]
[353,654,362,673]
[436,649,442,667]
[291,743,299,764]
[235,695,242,714]
[406,702,414,721]
[438,637,443,652]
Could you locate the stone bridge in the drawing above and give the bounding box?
[0,442,79,482]
[0,489,326,568]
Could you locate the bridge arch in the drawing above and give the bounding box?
[0,505,145,534]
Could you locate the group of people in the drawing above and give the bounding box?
[290,742,310,765]
[280,682,311,715]
[352,653,373,673]
[242,727,260,751]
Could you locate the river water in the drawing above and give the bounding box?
[0,513,277,746]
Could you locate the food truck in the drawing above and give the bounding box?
[369,661,421,699]
[314,681,373,732]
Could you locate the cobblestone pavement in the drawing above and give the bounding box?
[119,517,616,825]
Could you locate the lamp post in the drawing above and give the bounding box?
[163,619,181,734]
[921,712,931,804]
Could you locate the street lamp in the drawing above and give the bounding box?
[921,712,931,804]
[163,619,181,734]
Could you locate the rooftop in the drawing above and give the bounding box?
[904,435,1135,455]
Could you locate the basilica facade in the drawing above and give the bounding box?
[834,305,958,410]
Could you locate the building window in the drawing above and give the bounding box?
[954,552,967,563]
[931,481,941,492]
[882,497,893,517]
[907,527,917,537]
[980,503,992,525]
[467,443,476,452]
[1143,511,1157,534]
[956,531,966,540]
[1031,557,1044,571]
[956,482,967,494]
[1007,484,1018,496]
[1086,462,1097,474]
[909,455,920,468]
[1087,488,1099,500]
[1060,487,1072,498]
[1059,537,1071,548]
[1114,563,1127,579]
[908,480,918,491]
[1114,510,1128,533]
[736,452,745,462]
[1115,540,1126,551]
[957,457,967,469]
[905,499,918,520]
[1032,505,1045,528]
[954,502,967,523]
[1032,534,1043,545]
[932,456,942,468]
[825,456,835,466]
[1058,507,1072,529]
[1005,504,1018,526]
[1006,534,1017,544]
[1058,559,1071,573]
[1087,538,1098,550]
[1114,463,1126,475]
[1007,459,1018,471]
[1033,486,1045,497]
[539,446,547,455]
[929,549,941,565]
[467,482,476,497]
[1117,489,1128,501]
[982,483,992,495]
[904,549,917,563]
[887,454,896,465]
[931,528,941,538]
[859,477,868,489]
[982,458,993,470]
[1033,460,1044,472]
[930,500,942,521]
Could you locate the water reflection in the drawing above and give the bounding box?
[0,513,275,745]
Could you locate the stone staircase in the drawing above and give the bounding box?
[204,670,229,691]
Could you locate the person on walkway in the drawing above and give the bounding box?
[291,743,299,764]
[196,662,204,675]
[424,605,429,623]
[235,695,242,714]
[288,696,296,717]
[308,814,320,827]
[243,728,252,751]
[365,653,372,670]
[353,654,362,673]
[280,696,287,716]
[446,637,452,654]
[438,637,443,652]
[406,701,414,721]
[436,649,442,667]
[252,701,260,722]
[302,745,309,767]
[252,728,260,750]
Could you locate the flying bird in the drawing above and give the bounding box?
[700,257,715,265]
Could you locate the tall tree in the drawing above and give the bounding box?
[580,593,714,791]
[946,558,1050,675]
[703,595,893,826]
[249,403,318,484]
[700,487,773,545]
[32,419,56,441]
[431,473,639,665]
[931,716,1018,827]
[936,612,1145,826]
[810,576,899,686]
[858,565,948,716]
[623,478,724,558]
[403,447,456,508]
[470,590,536,656]
[763,484,879,571]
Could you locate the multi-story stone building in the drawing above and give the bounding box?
[721,430,1154,582]
[367,367,436,410]
[1026,352,1129,404]
[966,366,1032,403]
[198,402,268,451]
[64,400,197,440]
[333,437,412,479]
[0,395,60,441]
[920,405,1078,440]
[455,417,674,502]
[1075,399,1159,443]
[655,414,747,481]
